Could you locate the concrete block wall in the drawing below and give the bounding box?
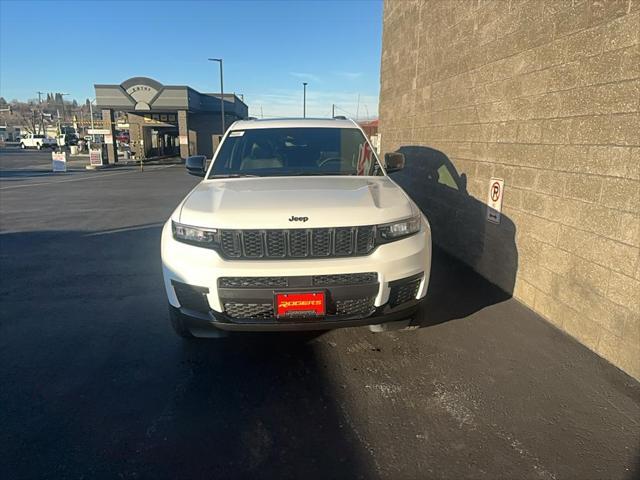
[379,0,640,378]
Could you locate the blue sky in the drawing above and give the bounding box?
[0,0,383,119]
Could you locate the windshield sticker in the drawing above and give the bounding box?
[229,131,245,137]
[357,142,373,176]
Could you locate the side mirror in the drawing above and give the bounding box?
[384,152,405,173]
[460,172,468,193]
[186,155,206,177]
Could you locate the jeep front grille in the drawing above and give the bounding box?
[217,226,376,260]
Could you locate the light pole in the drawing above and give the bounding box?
[88,98,96,145]
[303,82,308,118]
[208,58,225,134]
[58,93,69,150]
[37,91,45,134]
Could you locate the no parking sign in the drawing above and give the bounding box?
[486,178,504,224]
[52,151,67,172]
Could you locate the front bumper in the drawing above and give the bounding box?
[173,300,420,332]
[161,217,431,332]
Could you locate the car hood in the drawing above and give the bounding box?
[177,176,415,229]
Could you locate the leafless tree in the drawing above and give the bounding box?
[15,110,40,134]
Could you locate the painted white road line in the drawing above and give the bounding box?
[0,165,175,190]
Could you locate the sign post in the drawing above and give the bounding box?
[52,151,67,172]
[89,148,102,167]
[486,177,504,224]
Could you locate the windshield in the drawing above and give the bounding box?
[208,127,382,178]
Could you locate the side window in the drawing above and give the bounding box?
[436,164,459,190]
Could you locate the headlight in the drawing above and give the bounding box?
[377,214,421,243]
[172,221,219,247]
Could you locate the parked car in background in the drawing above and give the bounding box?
[56,133,78,147]
[116,132,129,143]
[20,134,56,150]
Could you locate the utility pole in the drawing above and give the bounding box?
[89,98,95,134]
[208,58,225,134]
[55,93,69,150]
[37,91,45,134]
[332,104,335,118]
[303,82,308,118]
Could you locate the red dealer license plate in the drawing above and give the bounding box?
[275,292,325,319]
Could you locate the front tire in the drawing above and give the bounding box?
[169,305,195,338]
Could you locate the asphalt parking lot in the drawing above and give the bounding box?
[1,147,639,480]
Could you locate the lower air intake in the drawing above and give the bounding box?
[335,297,376,316]
[224,303,274,319]
[388,276,421,307]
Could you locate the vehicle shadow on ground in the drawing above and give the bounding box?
[389,145,519,327]
[159,334,370,479]
[0,227,374,479]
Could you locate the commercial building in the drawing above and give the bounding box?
[379,1,639,378]
[94,77,248,162]
[0,125,22,141]
[359,119,380,153]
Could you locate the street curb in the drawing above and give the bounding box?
[85,164,120,170]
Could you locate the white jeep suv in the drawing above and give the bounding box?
[161,118,431,338]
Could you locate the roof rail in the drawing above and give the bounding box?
[332,115,347,120]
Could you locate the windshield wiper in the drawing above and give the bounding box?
[209,173,261,178]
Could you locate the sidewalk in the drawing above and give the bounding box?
[80,155,184,170]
